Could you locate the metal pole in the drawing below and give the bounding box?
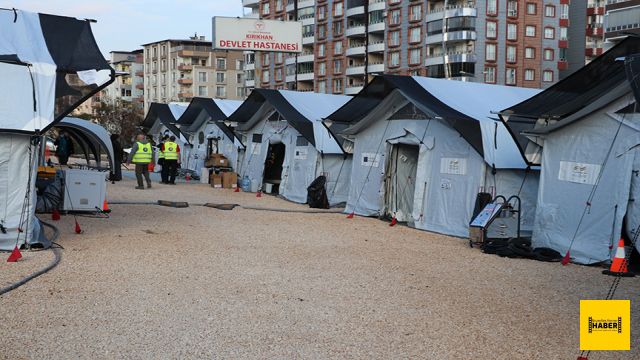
[364,0,370,86]
[441,0,449,78]
[294,0,299,90]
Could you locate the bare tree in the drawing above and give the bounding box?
[92,100,143,147]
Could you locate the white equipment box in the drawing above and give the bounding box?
[62,169,107,212]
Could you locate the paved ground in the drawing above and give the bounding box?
[1,173,639,359]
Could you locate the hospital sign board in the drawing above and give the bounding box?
[212,17,302,53]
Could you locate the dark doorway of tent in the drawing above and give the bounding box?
[263,143,285,194]
[385,144,419,224]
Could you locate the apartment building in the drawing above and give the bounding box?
[242,0,260,93]
[585,0,640,63]
[142,37,246,112]
[100,50,145,110]
[251,0,570,94]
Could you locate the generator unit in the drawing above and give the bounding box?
[62,169,107,212]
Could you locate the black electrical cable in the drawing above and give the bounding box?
[0,220,62,296]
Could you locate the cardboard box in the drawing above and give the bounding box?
[205,154,229,168]
[222,172,237,189]
[210,173,223,188]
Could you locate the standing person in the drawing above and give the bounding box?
[159,135,169,184]
[128,133,152,190]
[162,135,180,185]
[54,131,72,165]
[110,134,123,181]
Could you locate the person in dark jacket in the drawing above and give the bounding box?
[110,134,123,181]
[54,131,73,165]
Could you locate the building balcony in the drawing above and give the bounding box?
[585,47,604,57]
[178,92,193,99]
[298,53,315,63]
[426,30,477,45]
[301,16,315,26]
[367,41,385,53]
[286,0,315,13]
[135,71,144,77]
[426,5,477,23]
[134,96,144,103]
[586,6,605,16]
[425,51,477,67]
[135,83,144,90]
[245,79,255,88]
[368,0,385,12]
[177,50,210,58]
[557,60,568,71]
[346,6,365,17]
[346,45,366,56]
[344,84,364,95]
[303,36,315,45]
[586,26,604,36]
[178,64,193,71]
[242,0,260,8]
[177,78,193,85]
[558,39,569,49]
[346,65,365,75]
[346,24,366,37]
[286,74,296,83]
[244,62,255,71]
[298,72,314,81]
[368,21,385,33]
[368,63,384,73]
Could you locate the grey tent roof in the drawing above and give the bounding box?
[54,117,114,170]
[142,103,184,139]
[175,97,242,143]
[500,37,640,153]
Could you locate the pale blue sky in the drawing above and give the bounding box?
[0,0,244,56]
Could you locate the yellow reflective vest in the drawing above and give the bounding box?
[132,142,152,164]
[164,141,178,160]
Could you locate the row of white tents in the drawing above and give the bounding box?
[139,39,640,265]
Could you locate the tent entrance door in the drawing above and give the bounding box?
[263,142,285,194]
[385,144,419,222]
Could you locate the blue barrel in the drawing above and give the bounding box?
[240,176,251,192]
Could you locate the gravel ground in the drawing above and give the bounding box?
[1,173,639,359]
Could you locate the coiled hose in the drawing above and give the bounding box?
[0,220,62,296]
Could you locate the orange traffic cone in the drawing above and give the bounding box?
[51,208,61,221]
[44,146,51,162]
[389,217,397,226]
[561,250,571,266]
[234,187,240,192]
[74,220,82,234]
[256,191,262,198]
[346,212,354,219]
[148,162,155,172]
[102,199,111,213]
[7,246,22,262]
[603,239,635,277]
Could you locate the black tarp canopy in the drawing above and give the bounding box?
[175,97,242,143]
[141,103,184,140]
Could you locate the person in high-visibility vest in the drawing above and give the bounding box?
[158,135,169,184]
[161,135,180,185]
[127,133,153,189]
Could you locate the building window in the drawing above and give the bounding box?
[318,24,326,39]
[333,59,342,74]
[543,70,554,82]
[262,3,270,15]
[389,30,400,47]
[318,6,326,20]
[506,45,517,63]
[486,43,497,61]
[389,51,400,67]
[487,0,497,15]
[526,3,536,15]
[198,86,207,96]
[172,58,176,69]
[485,67,496,83]
[409,27,421,44]
[559,27,567,40]
[486,21,497,39]
[507,23,517,40]
[410,4,422,22]
[262,70,270,83]
[544,27,555,39]
[506,68,516,85]
[525,47,535,59]
[507,1,517,17]
[216,86,226,97]
[153,47,157,57]
[236,73,243,83]
[544,48,554,61]
[275,68,282,82]
[525,25,536,37]
[524,69,535,81]
[318,62,326,76]
[334,1,343,16]
[389,9,401,25]
[262,53,270,66]
[409,48,421,65]
[198,72,207,82]
[216,72,225,83]
[275,53,283,64]
[545,5,555,17]
[334,40,343,55]
[275,0,283,11]
[216,58,226,70]
[333,21,343,35]
[317,43,326,58]
[333,78,342,93]
[317,80,326,93]
[560,4,569,19]
[236,87,245,98]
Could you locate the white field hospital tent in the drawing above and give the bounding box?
[229,89,352,205]
[0,9,114,250]
[326,75,541,238]
[500,38,640,264]
[174,97,243,174]
[141,102,188,163]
